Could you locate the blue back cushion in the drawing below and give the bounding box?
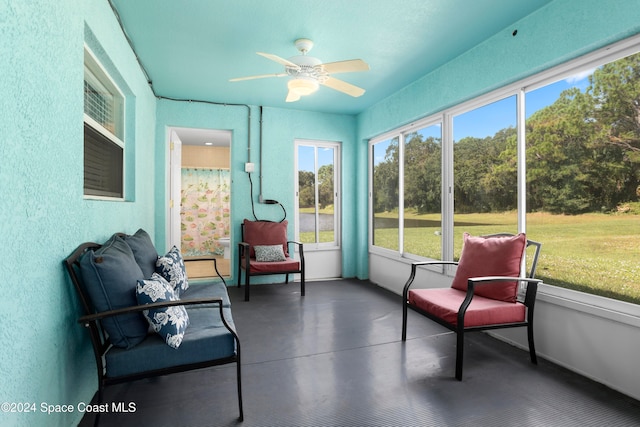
[80,234,149,349]
[123,228,158,279]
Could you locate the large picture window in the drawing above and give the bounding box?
[83,47,125,199]
[368,36,640,305]
[525,51,640,304]
[452,96,518,259]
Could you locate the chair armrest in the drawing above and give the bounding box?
[402,260,459,298]
[78,297,224,324]
[466,276,542,295]
[457,277,544,325]
[238,241,249,256]
[287,241,304,260]
[468,276,542,284]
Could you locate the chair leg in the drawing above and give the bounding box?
[300,270,305,296]
[401,299,408,341]
[244,271,250,301]
[528,322,538,364]
[455,329,464,381]
[236,355,244,421]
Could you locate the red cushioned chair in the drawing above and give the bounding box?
[237,219,305,301]
[402,233,542,380]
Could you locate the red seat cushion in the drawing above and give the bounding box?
[243,219,289,258]
[408,288,526,327]
[246,257,300,274]
[451,233,526,302]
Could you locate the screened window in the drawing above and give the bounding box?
[525,51,640,304]
[368,35,640,305]
[403,124,442,259]
[371,137,399,251]
[452,96,518,259]
[296,140,340,247]
[84,47,124,199]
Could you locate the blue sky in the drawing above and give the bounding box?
[316,71,594,168]
[298,145,335,173]
[454,71,593,140]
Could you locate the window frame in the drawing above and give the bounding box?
[368,115,444,261]
[367,33,640,311]
[294,139,341,250]
[83,45,126,201]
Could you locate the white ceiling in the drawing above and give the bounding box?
[172,127,231,146]
[109,0,554,116]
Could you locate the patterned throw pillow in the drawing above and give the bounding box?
[156,246,189,296]
[254,244,287,262]
[136,273,189,349]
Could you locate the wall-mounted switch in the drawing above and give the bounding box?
[244,162,255,173]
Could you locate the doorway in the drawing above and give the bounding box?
[169,127,232,278]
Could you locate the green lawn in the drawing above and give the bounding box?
[372,211,640,304]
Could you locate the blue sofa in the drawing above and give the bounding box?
[63,230,243,426]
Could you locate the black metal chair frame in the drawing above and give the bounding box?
[237,222,305,301]
[64,240,243,426]
[402,234,542,380]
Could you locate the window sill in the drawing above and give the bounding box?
[537,284,640,328]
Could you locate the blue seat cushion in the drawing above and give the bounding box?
[123,229,158,279]
[181,280,231,308]
[79,234,149,349]
[105,306,236,378]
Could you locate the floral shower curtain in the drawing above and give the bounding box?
[180,168,230,256]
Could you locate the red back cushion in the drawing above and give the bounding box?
[243,219,289,258]
[451,233,526,302]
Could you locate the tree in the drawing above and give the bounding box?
[317,164,334,209]
[372,139,399,213]
[298,170,315,208]
[404,133,441,213]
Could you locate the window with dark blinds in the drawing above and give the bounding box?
[83,47,125,199]
[84,123,123,198]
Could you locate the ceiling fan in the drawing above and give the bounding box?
[229,38,369,102]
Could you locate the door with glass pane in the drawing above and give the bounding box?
[295,140,341,278]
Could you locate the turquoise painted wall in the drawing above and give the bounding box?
[155,102,359,280]
[3,0,640,426]
[0,1,157,426]
[355,0,640,275]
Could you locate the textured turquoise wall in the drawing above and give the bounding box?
[0,1,157,426]
[356,0,640,275]
[155,102,359,279]
[2,0,640,425]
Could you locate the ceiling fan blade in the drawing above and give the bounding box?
[285,89,301,103]
[320,59,370,74]
[321,76,366,97]
[229,73,287,82]
[257,52,299,68]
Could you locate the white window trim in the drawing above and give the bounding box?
[83,44,126,201]
[294,139,341,250]
[367,32,640,316]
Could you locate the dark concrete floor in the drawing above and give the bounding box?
[80,279,640,427]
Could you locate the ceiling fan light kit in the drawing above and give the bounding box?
[230,38,369,102]
[288,77,319,96]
